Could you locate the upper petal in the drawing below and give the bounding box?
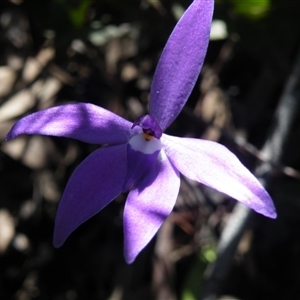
[162,135,277,219]
[150,0,214,130]
[123,151,180,264]
[54,143,127,247]
[6,103,133,144]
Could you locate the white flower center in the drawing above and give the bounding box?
[129,133,161,154]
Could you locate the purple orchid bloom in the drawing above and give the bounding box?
[6,0,276,264]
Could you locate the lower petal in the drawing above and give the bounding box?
[54,143,127,247]
[123,151,180,264]
[123,133,161,191]
[162,135,276,219]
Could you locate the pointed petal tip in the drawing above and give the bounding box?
[53,237,64,248]
[250,184,277,220]
[124,252,135,264]
[258,208,277,220]
[6,126,16,141]
[264,207,277,219]
[254,202,277,219]
[53,223,69,248]
[271,211,277,219]
[6,132,17,141]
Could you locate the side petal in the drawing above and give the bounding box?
[162,135,277,219]
[123,151,180,264]
[150,0,214,131]
[54,143,127,247]
[6,103,133,144]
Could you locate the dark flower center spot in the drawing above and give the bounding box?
[142,129,154,141]
[132,114,162,140]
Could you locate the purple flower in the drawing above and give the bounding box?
[6,0,276,264]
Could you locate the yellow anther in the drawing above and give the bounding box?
[142,132,154,141]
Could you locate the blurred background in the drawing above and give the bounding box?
[1,0,300,299]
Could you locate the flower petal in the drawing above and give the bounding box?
[150,0,214,130]
[123,151,180,263]
[6,103,133,144]
[123,133,161,191]
[54,143,127,247]
[162,135,277,219]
